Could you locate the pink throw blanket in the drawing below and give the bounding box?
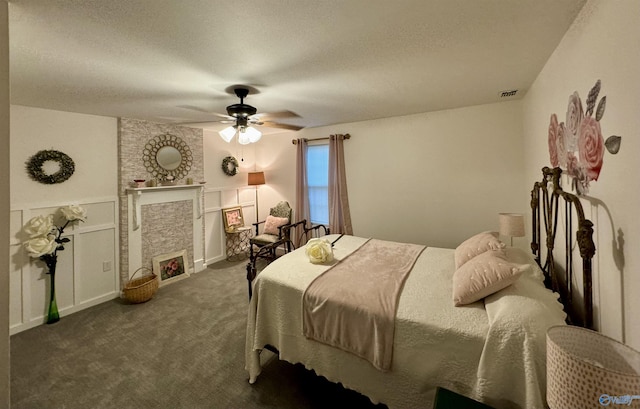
[302,238,426,371]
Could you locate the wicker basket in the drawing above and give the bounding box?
[123,267,158,304]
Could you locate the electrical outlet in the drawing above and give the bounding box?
[102,261,112,272]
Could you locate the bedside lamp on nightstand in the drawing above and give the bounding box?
[498,212,524,246]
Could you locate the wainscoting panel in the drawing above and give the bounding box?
[203,186,255,266]
[221,189,241,209]
[77,228,118,304]
[204,190,221,210]
[82,201,116,227]
[205,209,225,265]
[9,198,119,335]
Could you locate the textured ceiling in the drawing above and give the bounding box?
[8,0,586,133]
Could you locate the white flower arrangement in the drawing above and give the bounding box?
[22,204,87,324]
[305,238,334,264]
[23,205,87,261]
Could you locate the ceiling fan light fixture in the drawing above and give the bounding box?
[237,131,251,145]
[245,126,262,143]
[219,126,236,142]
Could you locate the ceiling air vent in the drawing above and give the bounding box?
[499,90,518,98]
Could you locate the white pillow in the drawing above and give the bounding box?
[454,231,505,269]
[263,215,289,235]
[452,249,528,306]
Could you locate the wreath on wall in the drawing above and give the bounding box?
[26,149,75,184]
[221,156,239,176]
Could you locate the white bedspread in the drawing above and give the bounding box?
[245,234,566,409]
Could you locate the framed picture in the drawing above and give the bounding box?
[152,249,190,287]
[222,206,244,231]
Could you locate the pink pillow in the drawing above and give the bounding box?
[454,231,505,269]
[452,249,528,306]
[263,215,289,235]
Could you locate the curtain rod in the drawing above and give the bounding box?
[291,133,351,145]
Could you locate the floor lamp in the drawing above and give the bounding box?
[248,171,265,222]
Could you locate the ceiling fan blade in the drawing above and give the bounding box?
[178,105,233,120]
[260,121,304,131]
[252,110,301,120]
[171,120,230,126]
[212,112,235,120]
[177,105,214,114]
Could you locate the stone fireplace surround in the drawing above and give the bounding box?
[118,118,205,285]
[126,185,204,278]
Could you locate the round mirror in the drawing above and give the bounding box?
[156,146,182,170]
[142,133,193,181]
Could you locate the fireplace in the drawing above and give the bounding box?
[124,185,205,282]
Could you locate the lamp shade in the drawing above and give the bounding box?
[219,126,236,143]
[219,125,262,144]
[248,171,265,186]
[245,126,262,143]
[498,213,525,238]
[546,325,640,409]
[237,131,251,145]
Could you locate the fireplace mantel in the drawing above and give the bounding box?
[125,184,205,277]
[126,185,203,230]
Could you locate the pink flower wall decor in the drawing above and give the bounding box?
[547,80,622,195]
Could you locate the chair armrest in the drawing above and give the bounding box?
[253,220,266,235]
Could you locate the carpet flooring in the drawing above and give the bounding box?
[10,259,387,409]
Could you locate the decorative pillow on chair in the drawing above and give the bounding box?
[263,215,289,235]
[454,231,505,269]
[452,249,529,306]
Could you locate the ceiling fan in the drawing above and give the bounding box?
[201,86,303,144]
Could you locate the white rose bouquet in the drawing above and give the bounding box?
[305,238,334,264]
[22,204,86,323]
[23,205,86,261]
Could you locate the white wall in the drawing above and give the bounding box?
[202,129,260,264]
[0,3,10,406]
[253,100,526,249]
[522,0,640,349]
[11,106,117,203]
[9,106,119,334]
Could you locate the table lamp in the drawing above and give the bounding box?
[498,212,525,246]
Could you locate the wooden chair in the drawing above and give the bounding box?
[249,201,293,262]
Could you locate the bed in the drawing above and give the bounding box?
[245,167,595,409]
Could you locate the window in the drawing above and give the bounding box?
[306,144,329,225]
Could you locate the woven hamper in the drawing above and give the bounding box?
[123,267,158,303]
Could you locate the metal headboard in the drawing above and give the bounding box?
[531,167,595,329]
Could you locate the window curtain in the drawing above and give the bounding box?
[295,138,311,231]
[328,134,353,234]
